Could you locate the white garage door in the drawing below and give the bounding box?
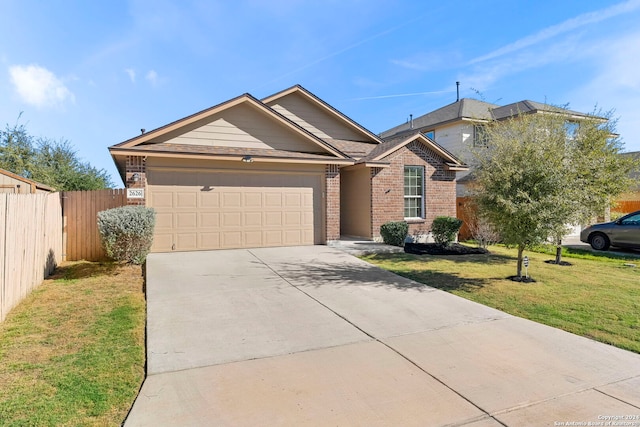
[147,169,323,252]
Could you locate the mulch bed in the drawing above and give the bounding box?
[404,242,489,256]
[508,275,537,283]
[544,260,573,266]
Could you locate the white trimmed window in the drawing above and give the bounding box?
[404,166,424,219]
[473,125,488,147]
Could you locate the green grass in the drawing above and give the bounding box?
[0,262,146,427]
[361,245,640,354]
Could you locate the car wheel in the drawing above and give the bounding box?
[590,233,610,251]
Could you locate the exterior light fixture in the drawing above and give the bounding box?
[242,155,254,163]
[131,172,141,182]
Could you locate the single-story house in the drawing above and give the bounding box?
[109,85,467,253]
[0,168,55,193]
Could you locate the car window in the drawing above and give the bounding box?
[620,213,640,225]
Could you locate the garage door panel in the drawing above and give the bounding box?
[152,192,174,208]
[148,169,321,252]
[244,192,263,207]
[244,231,262,246]
[200,192,219,208]
[155,212,174,229]
[265,212,282,226]
[222,212,242,227]
[284,211,302,226]
[284,193,302,207]
[222,231,242,247]
[176,233,197,250]
[223,192,241,207]
[199,212,220,227]
[265,193,283,207]
[199,232,220,248]
[244,212,262,227]
[284,230,303,245]
[152,234,174,252]
[177,192,197,208]
[176,212,197,228]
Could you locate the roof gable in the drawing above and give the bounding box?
[111,94,346,158]
[263,85,382,144]
[365,132,467,170]
[0,168,55,192]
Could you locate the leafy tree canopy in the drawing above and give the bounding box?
[471,106,638,277]
[0,118,113,191]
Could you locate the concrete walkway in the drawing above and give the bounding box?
[125,246,640,426]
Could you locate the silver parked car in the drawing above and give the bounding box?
[580,210,640,251]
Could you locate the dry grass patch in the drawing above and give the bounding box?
[0,261,145,427]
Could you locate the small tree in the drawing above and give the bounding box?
[471,105,637,276]
[97,206,156,265]
[431,216,463,247]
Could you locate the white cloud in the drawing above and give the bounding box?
[145,70,158,86]
[9,64,75,108]
[125,68,136,82]
[469,0,640,64]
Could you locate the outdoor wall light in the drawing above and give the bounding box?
[131,172,141,182]
[241,156,254,163]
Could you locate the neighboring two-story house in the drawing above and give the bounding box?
[380,98,599,197]
[380,98,606,238]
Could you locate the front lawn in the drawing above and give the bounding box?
[0,262,146,426]
[362,245,640,354]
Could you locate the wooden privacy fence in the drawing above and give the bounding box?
[614,200,640,214]
[456,197,475,241]
[0,193,63,322]
[62,189,127,261]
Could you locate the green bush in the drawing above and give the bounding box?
[380,221,408,247]
[432,216,463,247]
[97,206,156,264]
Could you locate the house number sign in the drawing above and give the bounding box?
[127,188,145,199]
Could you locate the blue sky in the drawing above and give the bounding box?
[2,0,640,185]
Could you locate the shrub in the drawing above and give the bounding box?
[431,216,463,247]
[97,206,156,265]
[380,221,408,247]
[469,216,501,248]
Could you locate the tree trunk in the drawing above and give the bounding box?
[555,239,563,264]
[517,245,524,278]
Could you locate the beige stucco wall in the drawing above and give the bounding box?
[340,167,372,238]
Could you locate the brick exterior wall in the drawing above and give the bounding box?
[125,156,147,206]
[371,141,456,239]
[325,164,340,241]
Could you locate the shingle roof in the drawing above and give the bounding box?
[379,98,498,138]
[321,139,378,159]
[490,100,596,120]
[380,98,606,139]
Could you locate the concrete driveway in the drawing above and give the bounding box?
[125,246,640,426]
